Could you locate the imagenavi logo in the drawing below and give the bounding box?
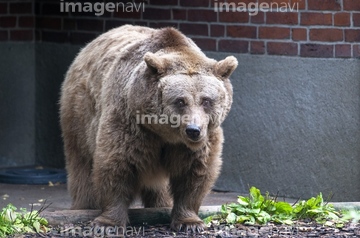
[214,0,299,15]
[60,0,145,16]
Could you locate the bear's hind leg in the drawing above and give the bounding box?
[66,148,98,209]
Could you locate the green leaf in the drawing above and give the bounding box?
[33,220,40,233]
[203,186,352,228]
[274,201,293,214]
[237,215,250,223]
[245,215,256,225]
[249,187,263,204]
[237,197,249,206]
[0,203,49,236]
[220,204,227,213]
[248,208,261,214]
[203,216,213,225]
[226,213,237,224]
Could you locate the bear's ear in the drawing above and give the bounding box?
[214,56,238,79]
[144,52,165,74]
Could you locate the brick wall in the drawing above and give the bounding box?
[0,0,359,58]
[0,1,34,41]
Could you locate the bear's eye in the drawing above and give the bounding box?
[175,98,186,108]
[202,98,212,108]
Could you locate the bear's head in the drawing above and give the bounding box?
[136,47,237,151]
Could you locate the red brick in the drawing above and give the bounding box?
[266,12,298,25]
[43,3,68,16]
[19,16,34,28]
[0,30,8,41]
[213,0,256,10]
[334,13,350,26]
[10,30,33,41]
[113,9,141,19]
[180,0,209,7]
[210,24,225,37]
[345,29,360,42]
[259,27,290,39]
[353,13,360,27]
[219,12,249,23]
[300,44,333,58]
[180,23,208,36]
[335,44,352,58]
[258,0,301,12]
[251,12,264,24]
[308,0,341,10]
[67,9,94,17]
[292,0,306,10]
[187,9,217,22]
[228,0,257,3]
[227,25,257,38]
[77,19,104,32]
[143,8,171,20]
[292,28,307,41]
[105,20,134,31]
[0,3,7,14]
[310,28,343,42]
[267,42,297,56]
[133,21,150,27]
[354,45,360,57]
[149,22,178,29]
[250,41,265,54]
[218,39,248,53]
[259,0,290,4]
[36,17,62,30]
[212,0,257,8]
[344,0,360,11]
[10,2,32,14]
[0,17,16,28]
[192,38,217,51]
[150,0,178,5]
[172,9,186,20]
[301,12,332,26]
[63,18,76,30]
[100,4,122,18]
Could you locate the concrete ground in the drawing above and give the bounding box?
[0,183,242,212]
[1,182,358,218]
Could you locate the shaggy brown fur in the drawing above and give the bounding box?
[60,25,238,232]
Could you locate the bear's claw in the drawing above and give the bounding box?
[171,219,205,233]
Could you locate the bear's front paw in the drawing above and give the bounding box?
[92,215,126,228]
[170,216,205,233]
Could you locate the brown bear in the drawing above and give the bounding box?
[60,25,237,232]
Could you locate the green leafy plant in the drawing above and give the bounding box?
[341,209,360,224]
[0,204,49,237]
[204,186,352,227]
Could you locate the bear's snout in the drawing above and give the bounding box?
[185,124,201,141]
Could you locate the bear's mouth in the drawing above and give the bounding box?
[187,137,202,143]
[184,139,206,151]
[184,135,206,149]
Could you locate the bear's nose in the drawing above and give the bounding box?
[185,124,201,141]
